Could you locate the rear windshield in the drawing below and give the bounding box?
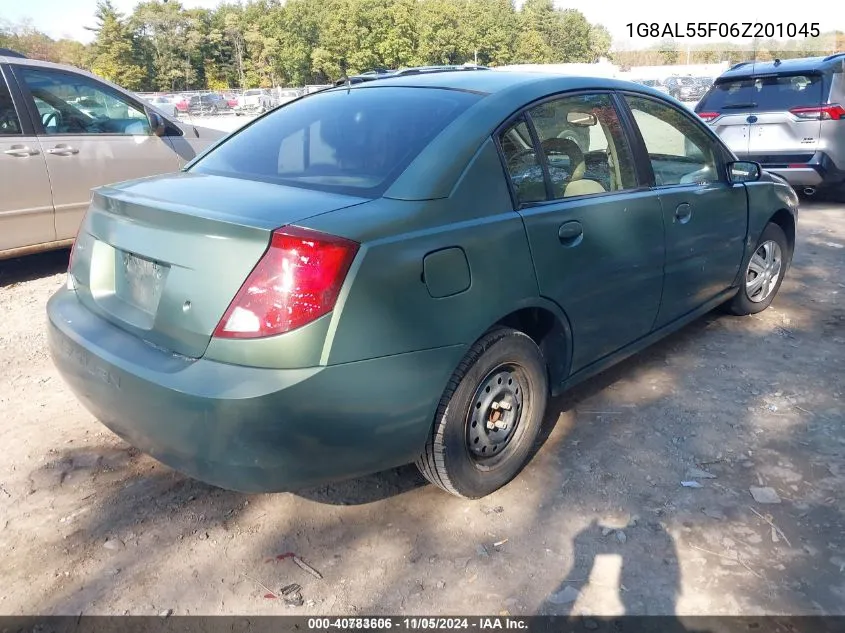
[699,73,824,112]
[192,86,481,197]
[244,90,262,96]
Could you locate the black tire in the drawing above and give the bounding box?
[727,222,791,316]
[416,327,549,498]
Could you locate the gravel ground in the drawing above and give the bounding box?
[0,198,843,617]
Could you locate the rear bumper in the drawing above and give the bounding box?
[47,287,462,493]
[739,151,845,188]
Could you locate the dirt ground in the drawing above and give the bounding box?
[1,198,844,617]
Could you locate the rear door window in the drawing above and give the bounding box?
[193,86,481,197]
[528,93,638,197]
[699,73,824,112]
[498,117,547,205]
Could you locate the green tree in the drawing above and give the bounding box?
[517,0,555,62]
[589,23,612,62]
[379,0,420,68]
[463,0,516,66]
[88,1,145,90]
[555,9,592,62]
[131,0,201,91]
[513,28,553,64]
[417,0,468,65]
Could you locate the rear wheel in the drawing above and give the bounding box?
[416,327,548,498]
[727,222,790,315]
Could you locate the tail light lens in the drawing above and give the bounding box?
[789,104,845,120]
[213,226,359,339]
[697,112,720,122]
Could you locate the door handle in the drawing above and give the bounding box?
[674,203,692,224]
[3,145,39,157]
[46,144,79,156]
[558,221,584,246]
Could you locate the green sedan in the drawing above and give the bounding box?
[47,70,798,498]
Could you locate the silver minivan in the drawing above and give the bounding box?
[695,54,845,197]
[0,50,224,260]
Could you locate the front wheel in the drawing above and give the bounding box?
[727,222,791,315]
[416,327,549,498]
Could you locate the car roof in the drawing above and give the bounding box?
[325,70,667,99]
[0,54,81,71]
[0,54,149,99]
[720,53,845,79]
[325,71,675,201]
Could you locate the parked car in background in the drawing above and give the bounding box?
[696,53,845,197]
[0,51,225,259]
[48,69,797,499]
[145,94,178,118]
[235,88,275,114]
[665,76,705,101]
[302,84,332,94]
[635,78,670,94]
[275,88,301,106]
[187,92,231,115]
[174,94,193,114]
[696,77,715,91]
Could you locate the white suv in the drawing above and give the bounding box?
[0,50,225,260]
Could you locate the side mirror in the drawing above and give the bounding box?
[728,160,761,183]
[147,110,166,137]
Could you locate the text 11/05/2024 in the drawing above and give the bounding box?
[626,22,821,39]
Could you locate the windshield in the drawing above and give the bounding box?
[192,86,481,197]
[244,90,262,96]
[699,73,824,112]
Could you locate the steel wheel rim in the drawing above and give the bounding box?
[746,239,783,303]
[466,364,526,464]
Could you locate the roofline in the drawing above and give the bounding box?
[724,52,845,76]
[334,65,489,86]
[0,48,27,59]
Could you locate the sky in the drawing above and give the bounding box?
[2,0,842,49]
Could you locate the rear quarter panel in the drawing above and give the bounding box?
[301,138,542,365]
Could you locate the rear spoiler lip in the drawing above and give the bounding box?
[714,69,823,85]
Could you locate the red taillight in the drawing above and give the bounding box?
[213,226,359,339]
[697,111,720,122]
[789,104,845,120]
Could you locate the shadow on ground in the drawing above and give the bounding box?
[0,249,69,288]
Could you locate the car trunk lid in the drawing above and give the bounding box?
[70,172,368,358]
